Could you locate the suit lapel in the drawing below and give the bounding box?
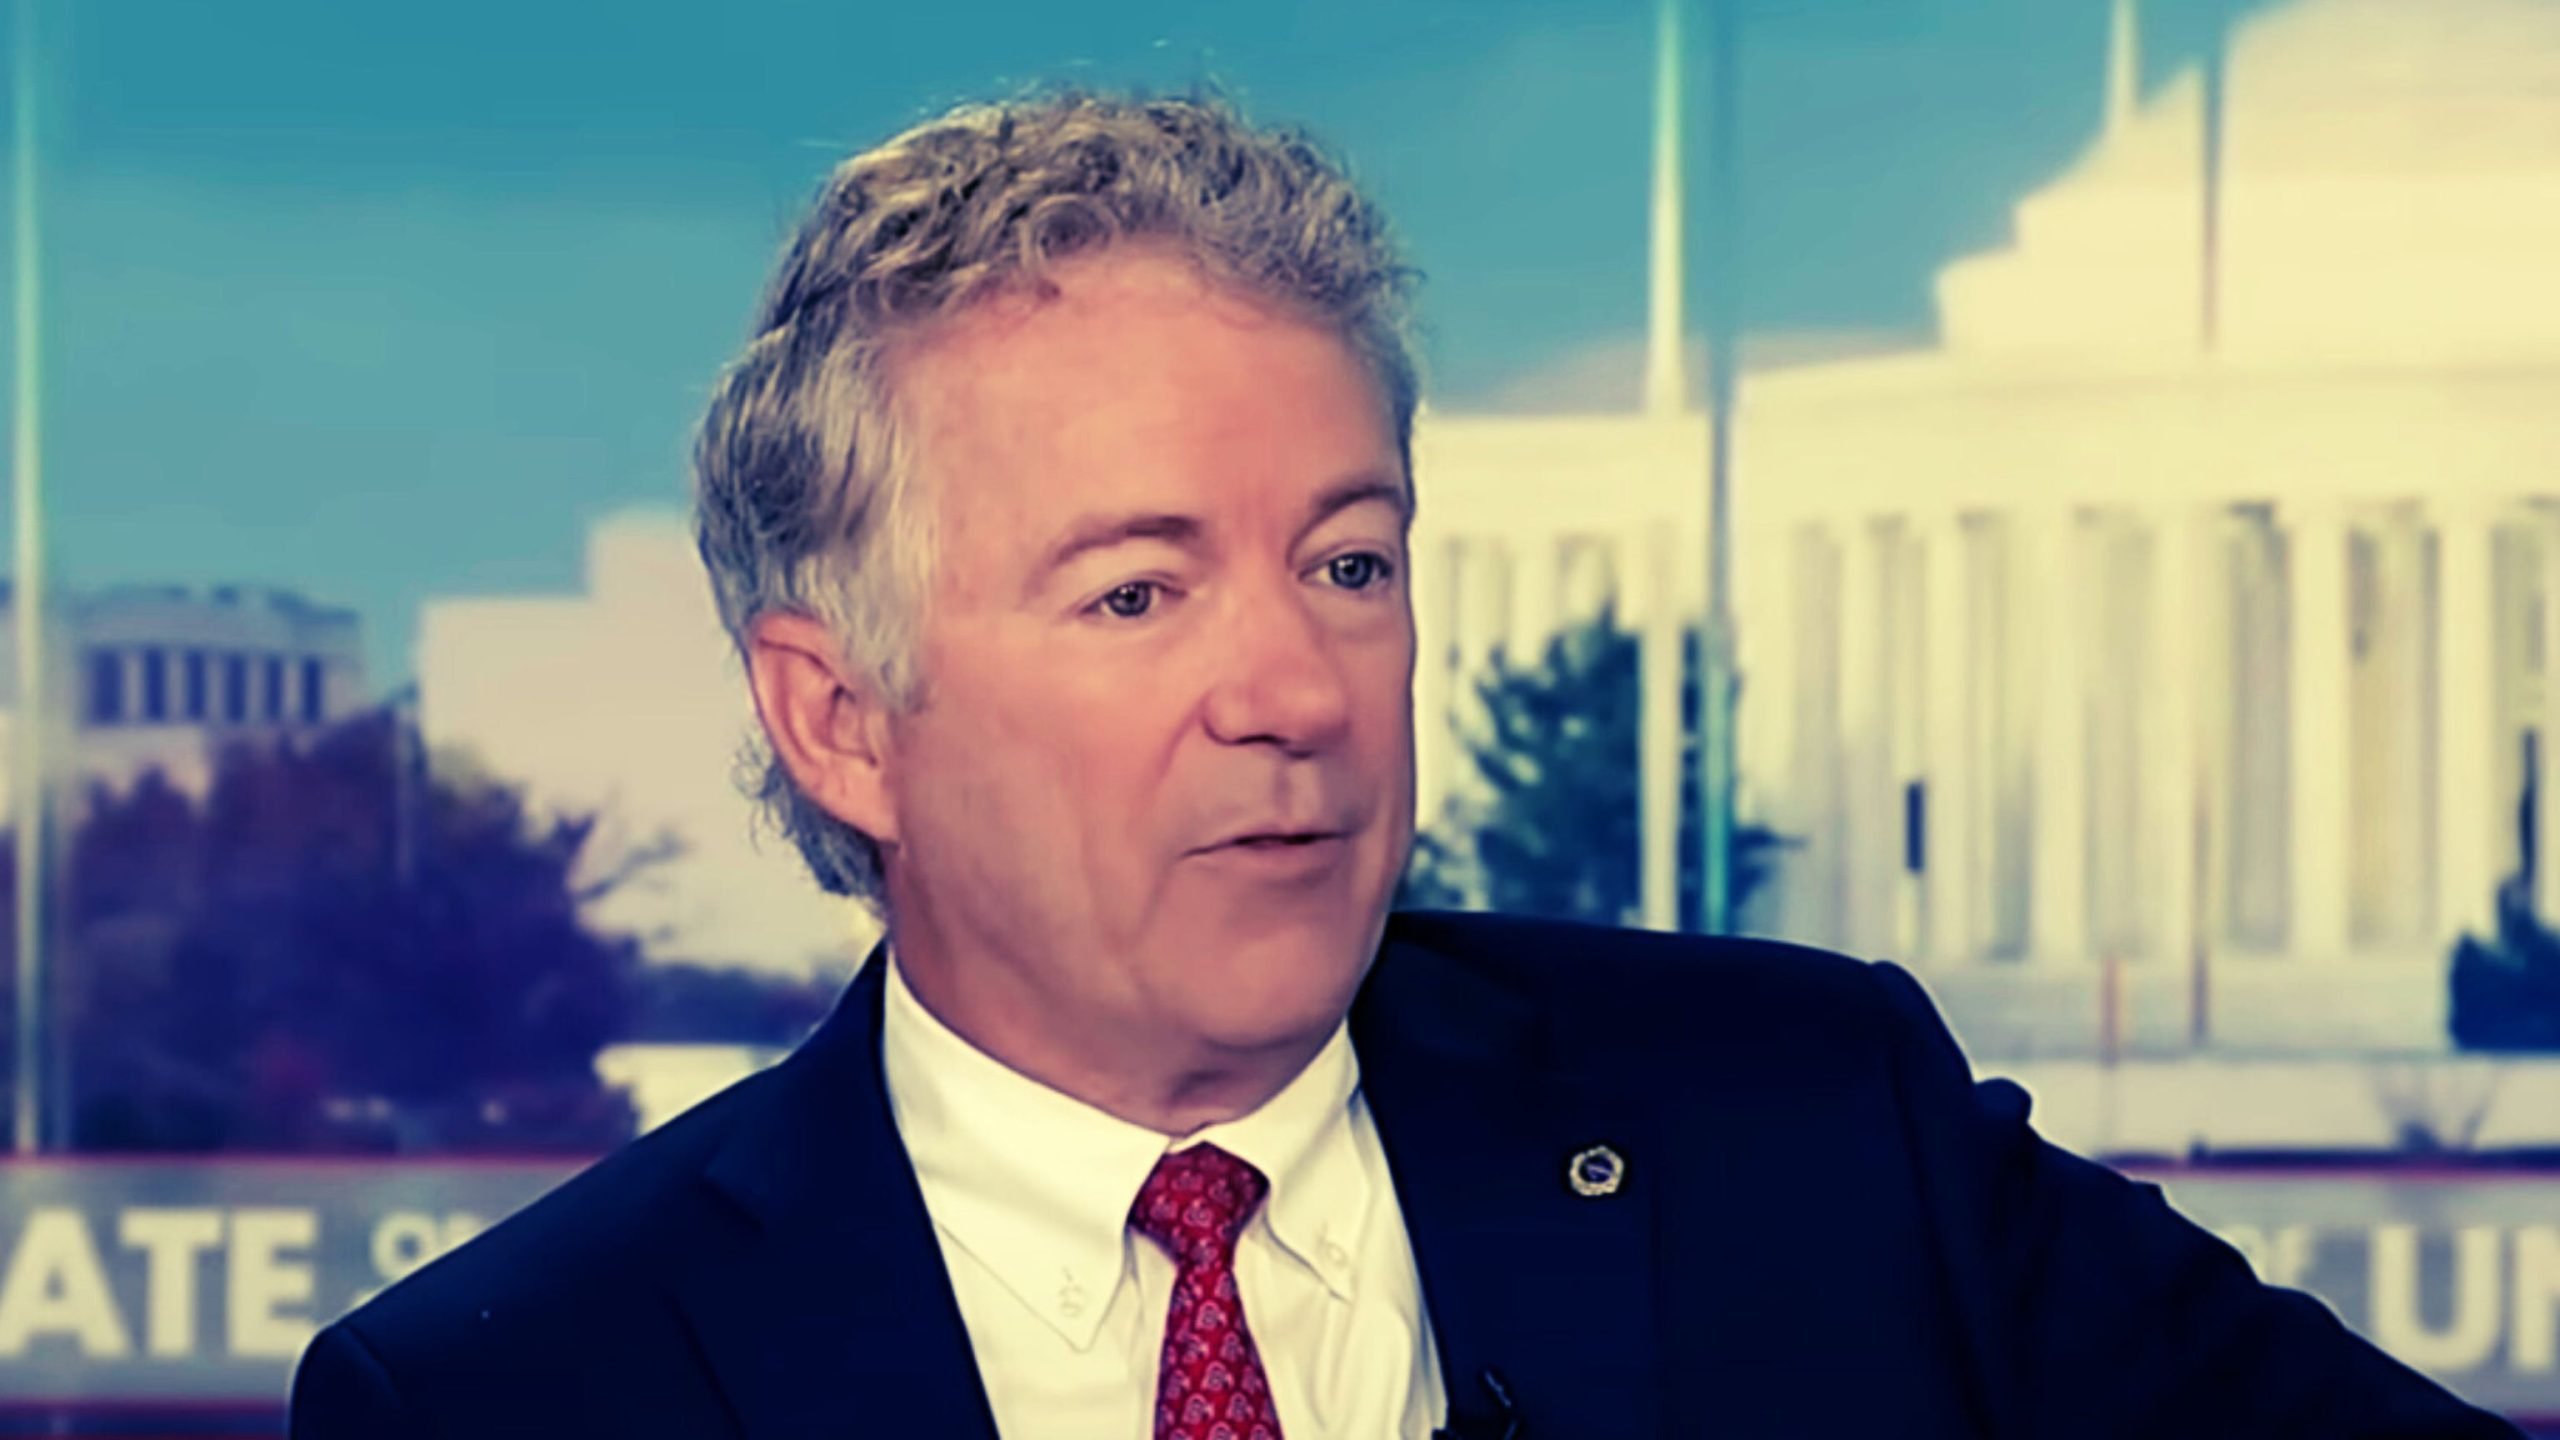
[1354,926,1664,1439]
[662,919,1673,1439]
[667,954,1001,1440]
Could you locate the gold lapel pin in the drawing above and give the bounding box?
[1567,1143,1625,1198]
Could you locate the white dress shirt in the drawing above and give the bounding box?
[880,956,1447,1438]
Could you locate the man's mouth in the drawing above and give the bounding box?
[1226,832,1339,849]
[1194,825,1354,857]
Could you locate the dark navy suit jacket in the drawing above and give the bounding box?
[288,910,2522,1438]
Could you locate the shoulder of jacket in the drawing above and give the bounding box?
[329,1061,783,1361]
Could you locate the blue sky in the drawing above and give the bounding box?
[10,0,2259,687]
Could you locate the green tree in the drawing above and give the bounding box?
[2,709,664,1153]
[1397,606,1793,928]
[626,960,843,1047]
[2449,880,2560,1051]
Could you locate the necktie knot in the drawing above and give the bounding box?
[1129,1143,1269,1272]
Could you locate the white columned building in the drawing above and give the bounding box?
[1409,0,2560,1055]
[408,0,2560,1061]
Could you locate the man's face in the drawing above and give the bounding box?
[878,247,1417,1065]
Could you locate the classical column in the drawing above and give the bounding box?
[1412,534,1461,829]
[1837,516,1894,956]
[120,648,146,723]
[1448,537,1511,823]
[1458,538,1509,678]
[2082,516,2146,956]
[2222,510,2292,948]
[1784,524,1847,948]
[1885,525,1927,958]
[2029,506,2089,965]
[1508,536,1559,669]
[1922,512,1976,966]
[2359,510,2434,945]
[2288,500,2352,960]
[2148,504,2201,964]
[1732,499,1796,921]
[2539,510,2560,925]
[2437,499,2498,939]
[1562,535,1617,631]
[1636,526,1684,931]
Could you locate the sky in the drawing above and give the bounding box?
[7,0,2268,688]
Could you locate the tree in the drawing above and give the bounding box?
[2449,879,2560,1051]
[4,709,661,1153]
[625,961,843,1047]
[1398,606,1794,928]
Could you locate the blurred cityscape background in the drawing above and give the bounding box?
[4,0,2560,1431]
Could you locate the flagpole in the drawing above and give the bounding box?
[1695,0,1740,934]
[2106,0,2141,140]
[2201,0,2226,350]
[1638,0,1687,931]
[12,0,49,1156]
[1643,0,1686,421]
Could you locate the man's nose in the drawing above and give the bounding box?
[1201,592,1356,755]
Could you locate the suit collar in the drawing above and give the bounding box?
[670,949,1001,1440]
[1354,915,1665,1439]
[667,916,1665,1440]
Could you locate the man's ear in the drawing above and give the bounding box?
[745,612,901,844]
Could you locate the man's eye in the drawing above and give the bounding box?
[1325,552,1397,591]
[1097,582,1160,619]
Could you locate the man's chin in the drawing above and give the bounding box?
[1152,884,1388,1025]
[1181,1015,1348,1079]
[1195,861,1395,944]
[1189,954,1372,1048]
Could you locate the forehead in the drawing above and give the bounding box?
[893,249,1403,530]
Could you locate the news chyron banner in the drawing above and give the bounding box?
[2127,1169,2560,1420]
[0,1160,574,1404]
[0,1163,2555,1416]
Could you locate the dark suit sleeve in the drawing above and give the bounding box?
[289,1320,437,1440]
[1868,960,2525,1440]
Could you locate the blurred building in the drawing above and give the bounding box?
[417,0,2560,1071]
[1739,0,2560,1054]
[1414,0,2560,1057]
[0,582,366,816]
[418,511,876,975]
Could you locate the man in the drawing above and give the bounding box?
[288,91,2522,1439]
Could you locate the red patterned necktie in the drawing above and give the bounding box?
[1128,1143,1286,1440]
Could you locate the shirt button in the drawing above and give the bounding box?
[1322,1240,1350,1269]
[1058,1284,1087,1317]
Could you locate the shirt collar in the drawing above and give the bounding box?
[878,952,1368,1350]
[1187,1018,1367,1305]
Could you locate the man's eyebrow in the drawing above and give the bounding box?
[1300,473,1413,539]
[1030,512,1207,594]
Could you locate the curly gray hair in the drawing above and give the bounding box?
[691,89,1423,913]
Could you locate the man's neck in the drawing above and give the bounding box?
[886,938,1333,1137]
